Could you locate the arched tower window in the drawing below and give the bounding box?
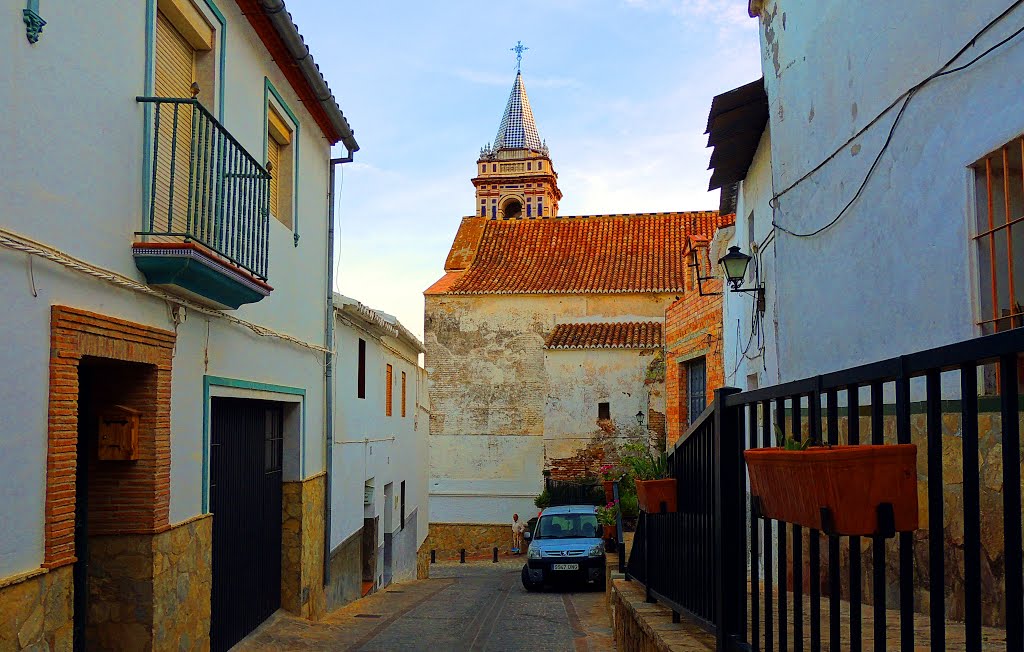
[502,199,522,220]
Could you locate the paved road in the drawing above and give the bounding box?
[238,560,614,651]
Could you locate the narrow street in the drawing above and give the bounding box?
[238,561,615,651]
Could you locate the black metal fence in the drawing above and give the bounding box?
[628,329,1024,651]
[137,97,271,280]
[544,477,605,507]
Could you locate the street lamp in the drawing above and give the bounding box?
[718,246,765,313]
[635,410,645,426]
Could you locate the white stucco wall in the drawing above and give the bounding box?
[331,308,429,575]
[426,293,674,525]
[0,0,335,578]
[543,348,663,459]
[735,1,1024,384]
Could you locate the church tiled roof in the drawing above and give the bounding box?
[425,211,734,295]
[493,72,543,152]
[545,322,663,349]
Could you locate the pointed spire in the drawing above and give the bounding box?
[493,72,544,153]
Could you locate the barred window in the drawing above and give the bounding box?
[974,135,1024,334]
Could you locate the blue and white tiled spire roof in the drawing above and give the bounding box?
[493,72,544,152]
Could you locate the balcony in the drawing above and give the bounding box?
[134,97,273,309]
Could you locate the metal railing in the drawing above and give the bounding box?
[543,477,605,507]
[137,97,270,280]
[628,328,1024,651]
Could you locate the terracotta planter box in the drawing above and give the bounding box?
[602,524,616,540]
[602,480,615,503]
[636,479,677,513]
[744,444,919,536]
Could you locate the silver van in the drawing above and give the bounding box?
[521,505,606,591]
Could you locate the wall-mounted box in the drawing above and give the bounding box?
[97,405,140,461]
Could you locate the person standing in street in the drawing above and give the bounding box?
[511,513,527,554]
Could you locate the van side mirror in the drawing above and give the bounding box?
[524,531,531,540]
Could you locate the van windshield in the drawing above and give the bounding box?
[534,513,599,540]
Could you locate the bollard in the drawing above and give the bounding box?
[493,547,498,563]
[430,549,436,564]
[460,548,466,564]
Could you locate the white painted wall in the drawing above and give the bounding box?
[0,0,335,578]
[728,1,1024,385]
[543,348,663,459]
[331,299,429,581]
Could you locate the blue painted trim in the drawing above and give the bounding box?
[202,375,307,512]
[264,77,301,246]
[141,0,226,229]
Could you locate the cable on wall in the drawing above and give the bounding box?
[770,1,1024,238]
[0,226,331,354]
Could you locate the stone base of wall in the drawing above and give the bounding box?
[88,515,212,652]
[426,523,511,560]
[282,473,326,621]
[416,539,431,579]
[0,566,73,651]
[325,529,363,611]
[0,516,211,652]
[611,578,715,651]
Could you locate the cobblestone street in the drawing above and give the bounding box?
[237,560,615,651]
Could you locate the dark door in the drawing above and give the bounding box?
[209,398,283,652]
[73,366,96,652]
[687,357,707,425]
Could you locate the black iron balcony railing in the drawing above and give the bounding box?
[137,97,270,280]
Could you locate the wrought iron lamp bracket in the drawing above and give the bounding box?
[690,261,723,296]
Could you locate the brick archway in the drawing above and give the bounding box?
[44,306,175,568]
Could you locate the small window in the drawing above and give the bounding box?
[385,364,393,417]
[266,104,294,228]
[598,402,610,420]
[526,203,532,218]
[357,339,366,399]
[481,206,486,216]
[401,371,407,417]
[973,136,1024,334]
[527,162,532,170]
[539,162,544,170]
[492,164,497,172]
[687,358,707,425]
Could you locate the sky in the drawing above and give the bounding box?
[285,1,764,339]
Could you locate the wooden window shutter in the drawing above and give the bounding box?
[267,137,281,219]
[385,364,393,417]
[154,12,196,233]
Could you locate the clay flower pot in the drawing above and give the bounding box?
[635,479,677,513]
[602,480,616,503]
[744,444,919,536]
[603,524,616,541]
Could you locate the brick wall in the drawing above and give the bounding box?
[547,444,606,481]
[665,268,724,445]
[45,306,174,568]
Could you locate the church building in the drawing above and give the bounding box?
[424,70,734,556]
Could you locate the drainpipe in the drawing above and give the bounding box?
[324,151,353,587]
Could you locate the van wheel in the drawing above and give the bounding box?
[521,565,541,591]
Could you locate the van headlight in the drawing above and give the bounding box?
[527,546,541,559]
[588,542,605,557]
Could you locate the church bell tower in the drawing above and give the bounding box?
[473,68,561,219]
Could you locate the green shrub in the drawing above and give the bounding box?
[618,492,639,518]
[534,489,551,509]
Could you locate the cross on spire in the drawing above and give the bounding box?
[510,41,529,72]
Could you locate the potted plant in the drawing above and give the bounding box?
[599,464,618,502]
[744,427,919,536]
[595,500,618,542]
[620,440,676,513]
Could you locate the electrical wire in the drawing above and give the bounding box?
[0,226,332,354]
[770,1,1024,238]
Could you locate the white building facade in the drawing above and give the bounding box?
[1,2,357,650]
[327,295,429,607]
[719,1,1024,389]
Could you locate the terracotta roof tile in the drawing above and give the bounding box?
[545,322,663,349]
[427,212,735,295]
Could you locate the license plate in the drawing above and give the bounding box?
[551,563,579,571]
